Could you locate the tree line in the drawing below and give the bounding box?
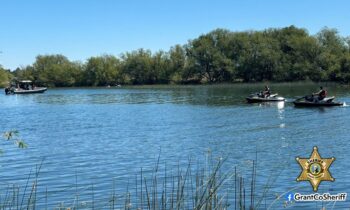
[1,25,350,87]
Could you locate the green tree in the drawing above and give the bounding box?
[168,45,186,83]
[84,55,121,86]
[339,52,350,82]
[233,31,281,82]
[121,49,154,84]
[13,66,35,82]
[152,50,171,83]
[0,66,12,87]
[186,29,235,83]
[264,26,319,81]
[31,54,81,87]
[316,27,347,81]
[5,26,350,85]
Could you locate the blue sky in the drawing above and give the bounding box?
[1,0,350,70]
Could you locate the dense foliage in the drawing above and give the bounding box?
[2,26,350,87]
[0,67,12,87]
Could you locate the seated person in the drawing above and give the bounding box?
[262,85,271,98]
[313,86,327,101]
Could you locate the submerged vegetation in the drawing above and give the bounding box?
[1,25,350,87]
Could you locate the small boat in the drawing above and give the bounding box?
[13,87,47,94]
[5,80,47,95]
[246,93,285,103]
[293,96,343,107]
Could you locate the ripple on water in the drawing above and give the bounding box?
[0,85,350,208]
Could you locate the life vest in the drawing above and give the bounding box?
[320,90,327,98]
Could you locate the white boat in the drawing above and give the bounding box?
[246,93,285,103]
[5,80,47,94]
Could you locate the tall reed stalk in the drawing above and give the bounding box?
[0,153,283,210]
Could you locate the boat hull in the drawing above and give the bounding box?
[293,101,343,107]
[13,88,47,94]
[246,97,285,103]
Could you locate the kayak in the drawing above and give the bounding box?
[293,96,344,107]
[246,93,285,103]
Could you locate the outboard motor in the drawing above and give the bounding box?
[4,87,14,95]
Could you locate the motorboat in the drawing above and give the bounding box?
[5,80,47,95]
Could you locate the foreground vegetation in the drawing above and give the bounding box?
[0,132,277,209]
[0,152,292,210]
[0,132,319,209]
[1,26,350,87]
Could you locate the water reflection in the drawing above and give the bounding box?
[277,101,285,109]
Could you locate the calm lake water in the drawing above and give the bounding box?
[1,83,350,209]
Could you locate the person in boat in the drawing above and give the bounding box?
[262,85,271,98]
[313,86,327,101]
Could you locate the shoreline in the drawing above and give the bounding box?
[9,81,347,89]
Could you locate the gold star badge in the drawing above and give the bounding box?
[296,146,335,192]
